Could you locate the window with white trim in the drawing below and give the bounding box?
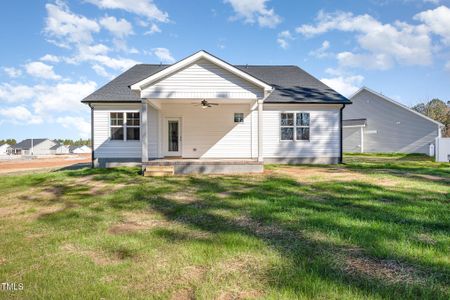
[234,113,244,123]
[280,112,310,141]
[110,112,140,141]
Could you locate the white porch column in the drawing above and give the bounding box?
[141,100,148,162]
[257,99,264,162]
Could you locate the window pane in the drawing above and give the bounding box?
[296,128,310,140]
[111,127,124,140]
[296,113,310,126]
[110,113,123,126]
[234,113,244,123]
[126,112,140,126]
[281,113,294,126]
[168,121,179,151]
[126,127,140,140]
[281,127,294,140]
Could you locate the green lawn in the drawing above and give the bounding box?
[0,155,449,299]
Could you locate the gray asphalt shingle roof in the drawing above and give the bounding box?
[82,64,350,104]
[13,139,51,150]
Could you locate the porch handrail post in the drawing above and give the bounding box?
[141,100,148,162]
[257,99,264,162]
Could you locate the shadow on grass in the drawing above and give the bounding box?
[20,165,450,299]
[120,175,448,299]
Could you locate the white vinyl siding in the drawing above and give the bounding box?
[140,59,263,99]
[344,89,441,154]
[263,104,341,158]
[160,103,253,158]
[343,127,362,152]
[92,104,142,158]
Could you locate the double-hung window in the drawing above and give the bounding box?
[110,112,140,141]
[280,112,310,141]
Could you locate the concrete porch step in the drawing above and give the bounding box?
[143,166,174,177]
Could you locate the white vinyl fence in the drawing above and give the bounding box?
[435,138,450,162]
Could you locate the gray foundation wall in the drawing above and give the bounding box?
[94,157,141,168]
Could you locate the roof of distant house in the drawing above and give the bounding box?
[13,138,52,150]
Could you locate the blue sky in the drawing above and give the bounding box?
[1,0,449,140]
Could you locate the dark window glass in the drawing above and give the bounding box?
[126,127,140,140]
[281,113,294,126]
[110,112,123,126]
[281,127,294,140]
[234,113,244,123]
[296,113,310,126]
[296,127,310,140]
[127,112,140,126]
[111,127,124,140]
[168,121,179,151]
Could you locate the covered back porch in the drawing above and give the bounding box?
[129,51,273,175]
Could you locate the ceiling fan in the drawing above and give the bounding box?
[192,99,219,109]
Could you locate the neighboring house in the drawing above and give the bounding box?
[343,87,443,154]
[12,139,58,155]
[82,50,350,173]
[0,143,10,156]
[70,145,92,154]
[51,143,70,154]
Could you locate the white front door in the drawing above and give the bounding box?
[164,118,182,156]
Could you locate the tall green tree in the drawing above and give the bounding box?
[412,99,450,137]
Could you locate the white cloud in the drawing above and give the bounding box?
[336,51,392,70]
[445,60,450,71]
[85,0,169,23]
[309,40,331,58]
[66,43,139,71]
[31,81,98,114]
[44,2,100,47]
[321,74,364,97]
[423,0,440,5]
[100,16,134,38]
[0,81,97,114]
[0,106,43,125]
[3,67,22,78]
[0,83,35,102]
[92,64,113,78]
[25,61,62,80]
[40,54,61,63]
[152,48,175,63]
[297,10,432,69]
[56,116,91,138]
[277,30,294,49]
[144,24,161,35]
[224,0,281,28]
[414,5,450,45]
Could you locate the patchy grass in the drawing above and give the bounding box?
[0,156,449,299]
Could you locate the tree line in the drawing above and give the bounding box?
[412,99,450,137]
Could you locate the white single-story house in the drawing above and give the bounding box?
[70,145,92,154]
[51,143,70,154]
[82,50,351,174]
[0,143,10,156]
[11,139,58,156]
[343,87,443,155]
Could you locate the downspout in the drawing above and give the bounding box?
[339,104,345,164]
[89,103,94,168]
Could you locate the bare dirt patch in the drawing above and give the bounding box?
[0,154,90,174]
[61,243,123,265]
[273,166,400,187]
[342,254,425,285]
[108,211,169,234]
